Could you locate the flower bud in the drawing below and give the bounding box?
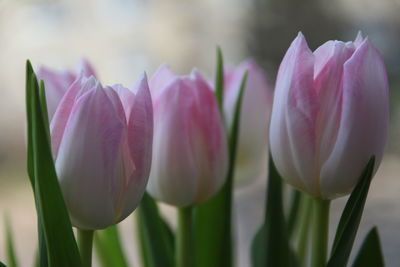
[37,59,96,120]
[270,33,389,199]
[147,66,228,207]
[223,60,273,183]
[47,72,153,229]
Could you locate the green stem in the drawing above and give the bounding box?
[78,229,94,267]
[176,206,193,267]
[295,195,312,266]
[311,198,330,267]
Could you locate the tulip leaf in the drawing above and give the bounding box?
[0,261,6,267]
[327,157,375,267]
[5,216,19,267]
[351,227,385,267]
[251,156,297,267]
[192,71,247,267]
[26,61,82,267]
[214,46,224,113]
[26,62,49,267]
[94,225,129,267]
[136,192,175,267]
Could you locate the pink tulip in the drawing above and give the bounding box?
[37,59,96,120]
[270,33,389,199]
[147,65,228,207]
[49,73,153,229]
[223,60,273,182]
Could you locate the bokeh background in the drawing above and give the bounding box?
[1,0,400,266]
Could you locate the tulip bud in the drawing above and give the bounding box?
[270,33,389,199]
[147,66,228,207]
[37,59,96,120]
[49,73,153,230]
[223,60,273,183]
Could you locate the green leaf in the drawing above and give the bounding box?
[37,225,48,267]
[26,62,49,267]
[136,193,174,267]
[327,157,375,267]
[26,61,36,188]
[5,216,19,267]
[352,227,385,267]
[0,261,6,267]
[214,46,224,113]
[94,226,128,267]
[26,61,82,267]
[251,157,297,267]
[193,71,247,267]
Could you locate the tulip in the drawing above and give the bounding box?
[270,33,389,200]
[223,60,273,183]
[48,73,153,230]
[37,59,96,120]
[147,65,228,207]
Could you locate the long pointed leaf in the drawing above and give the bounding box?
[0,261,6,267]
[26,61,81,267]
[26,61,48,267]
[193,71,247,267]
[136,193,174,267]
[95,226,128,267]
[214,46,224,113]
[5,216,19,267]
[327,157,375,267]
[251,157,297,267]
[352,227,385,267]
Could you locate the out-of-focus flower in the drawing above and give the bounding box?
[223,60,273,183]
[147,65,228,207]
[270,33,389,199]
[49,73,153,229]
[37,60,96,120]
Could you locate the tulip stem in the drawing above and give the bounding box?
[176,206,193,267]
[311,198,330,267]
[295,194,312,266]
[78,229,94,267]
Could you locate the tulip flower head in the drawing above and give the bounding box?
[223,60,273,183]
[45,69,153,230]
[270,33,389,199]
[37,59,96,120]
[147,65,228,207]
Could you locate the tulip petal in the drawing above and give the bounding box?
[147,79,199,206]
[224,60,273,181]
[149,64,176,100]
[270,33,318,195]
[314,41,354,167]
[320,39,389,199]
[119,74,154,219]
[188,71,228,203]
[37,67,76,120]
[50,76,97,157]
[55,86,126,229]
[111,84,136,121]
[76,59,97,77]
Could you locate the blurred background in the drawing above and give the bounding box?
[0,0,400,266]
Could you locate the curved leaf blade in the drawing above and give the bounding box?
[352,227,385,267]
[251,157,297,267]
[136,193,174,267]
[5,216,19,267]
[327,157,375,267]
